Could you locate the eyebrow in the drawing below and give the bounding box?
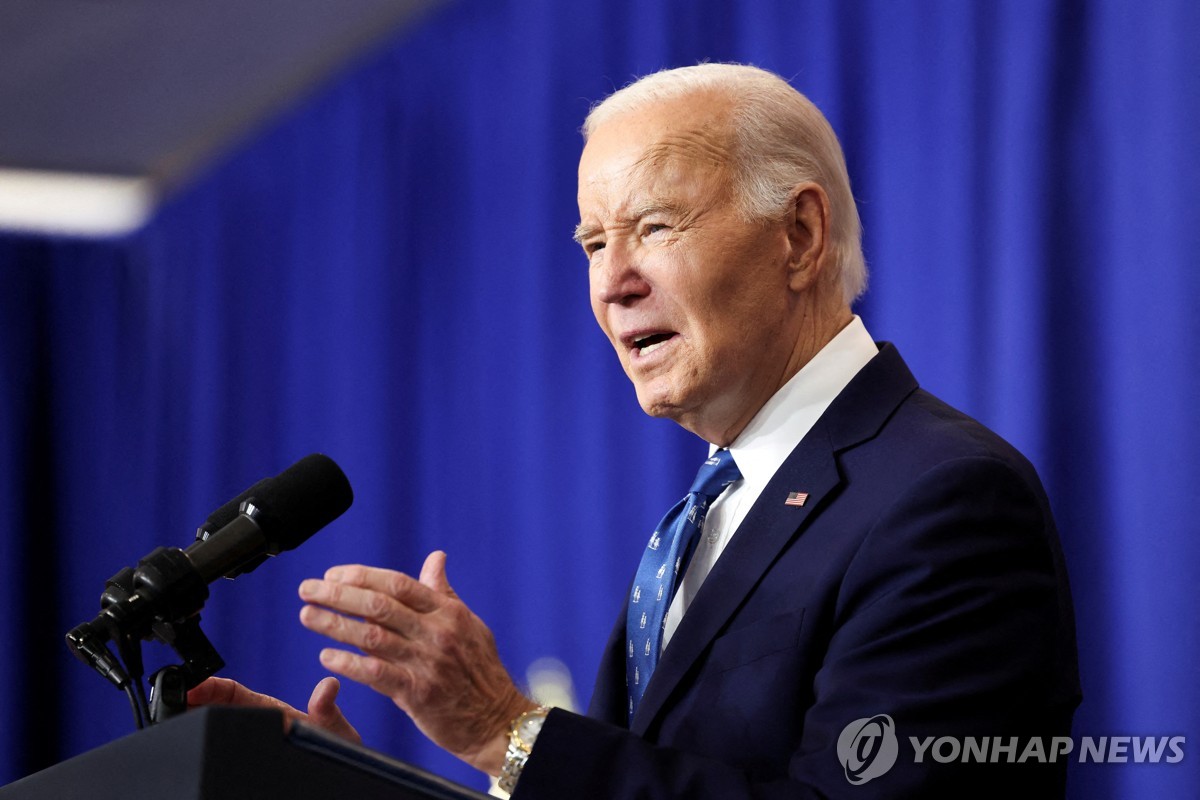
[572,201,686,245]
[572,223,595,245]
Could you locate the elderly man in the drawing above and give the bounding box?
[191,64,1079,798]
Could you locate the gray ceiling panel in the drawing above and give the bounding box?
[0,0,441,234]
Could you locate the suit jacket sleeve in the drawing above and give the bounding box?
[513,455,1078,799]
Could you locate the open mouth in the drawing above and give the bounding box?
[633,332,676,356]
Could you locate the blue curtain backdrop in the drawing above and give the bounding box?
[1,1,1196,797]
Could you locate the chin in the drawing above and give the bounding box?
[633,385,679,420]
[634,382,698,426]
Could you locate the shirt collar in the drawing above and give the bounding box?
[710,316,879,494]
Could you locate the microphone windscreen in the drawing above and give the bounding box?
[253,454,353,552]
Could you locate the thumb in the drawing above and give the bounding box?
[419,550,458,599]
[306,677,362,745]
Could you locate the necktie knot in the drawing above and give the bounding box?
[689,448,741,498]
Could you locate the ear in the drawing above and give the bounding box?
[785,183,831,293]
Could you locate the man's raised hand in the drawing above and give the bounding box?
[298,551,536,775]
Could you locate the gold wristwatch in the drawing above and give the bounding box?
[497,706,549,794]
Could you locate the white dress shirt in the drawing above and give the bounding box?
[661,316,879,648]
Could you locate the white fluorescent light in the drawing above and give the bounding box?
[0,169,156,237]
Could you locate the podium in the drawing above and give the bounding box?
[0,707,491,799]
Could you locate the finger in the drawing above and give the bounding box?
[308,675,341,713]
[306,676,363,745]
[318,647,415,706]
[298,578,423,638]
[187,676,232,707]
[321,564,443,614]
[300,604,424,657]
[186,676,303,718]
[419,551,459,600]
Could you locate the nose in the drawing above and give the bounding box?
[591,241,650,306]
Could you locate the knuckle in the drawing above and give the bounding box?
[341,564,368,585]
[365,591,390,618]
[361,623,386,651]
[385,572,411,599]
[325,582,344,604]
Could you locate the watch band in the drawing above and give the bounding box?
[497,706,549,794]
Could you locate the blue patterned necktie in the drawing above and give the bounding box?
[626,448,741,723]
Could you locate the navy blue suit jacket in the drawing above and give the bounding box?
[518,344,1080,798]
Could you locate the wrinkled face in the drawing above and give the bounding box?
[576,97,802,443]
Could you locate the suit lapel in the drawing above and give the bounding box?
[629,343,918,734]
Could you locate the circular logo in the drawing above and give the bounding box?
[837,714,899,785]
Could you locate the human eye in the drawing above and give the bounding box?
[640,221,671,240]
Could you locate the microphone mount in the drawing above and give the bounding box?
[66,511,253,725]
[64,455,352,728]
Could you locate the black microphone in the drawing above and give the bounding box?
[186,454,352,583]
[67,454,353,677]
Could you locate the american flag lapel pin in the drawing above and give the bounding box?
[784,491,809,507]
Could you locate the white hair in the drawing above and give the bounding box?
[583,64,867,304]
